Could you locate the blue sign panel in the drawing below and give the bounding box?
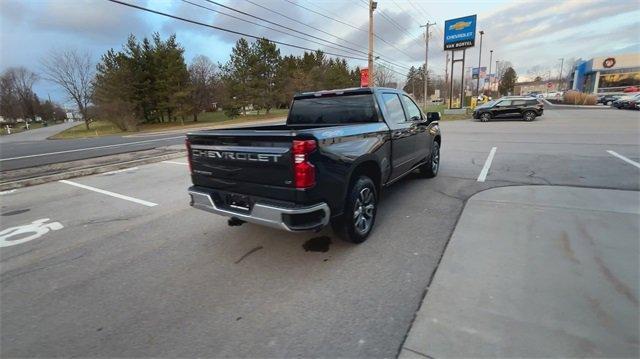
[444,15,477,50]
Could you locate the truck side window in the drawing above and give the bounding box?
[381,93,405,124]
[401,95,422,121]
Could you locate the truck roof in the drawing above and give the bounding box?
[294,87,401,99]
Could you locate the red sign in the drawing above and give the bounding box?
[547,82,553,89]
[360,68,369,87]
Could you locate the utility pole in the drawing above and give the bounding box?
[368,0,377,87]
[488,50,493,93]
[475,30,484,97]
[558,57,564,91]
[420,22,436,108]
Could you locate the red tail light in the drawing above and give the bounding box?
[292,139,316,189]
[185,138,193,174]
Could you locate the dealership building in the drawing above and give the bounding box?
[570,53,640,94]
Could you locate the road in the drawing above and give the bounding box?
[0,118,285,171]
[1,108,639,357]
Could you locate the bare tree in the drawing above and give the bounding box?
[41,49,94,129]
[374,65,397,88]
[1,67,39,121]
[188,55,218,121]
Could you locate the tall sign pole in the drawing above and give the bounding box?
[420,22,436,108]
[368,0,377,87]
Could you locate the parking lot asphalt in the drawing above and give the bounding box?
[1,108,639,357]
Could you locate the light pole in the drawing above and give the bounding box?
[558,57,564,91]
[475,30,484,97]
[488,50,493,92]
[495,60,500,94]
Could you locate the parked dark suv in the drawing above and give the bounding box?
[473,97,544,122]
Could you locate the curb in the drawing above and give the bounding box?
[0,150,186,191]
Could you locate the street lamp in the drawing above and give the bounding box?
[495,60,500,93]
[475,30,484,97]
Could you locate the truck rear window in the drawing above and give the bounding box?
[288,94,378,125]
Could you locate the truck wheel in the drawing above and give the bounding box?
[523,111,536,121]
[480,112,491,122]
[418,141,439,178]
[332,176,377,243]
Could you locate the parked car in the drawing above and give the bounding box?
[597,94,621,106]
[473,97,544,122]
[186,87,442,243]
[612,94,640,109]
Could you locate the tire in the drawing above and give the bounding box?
[523,111,536,121]
[418,140,440,178]
[332,176,377,243]
[479,112,491,122]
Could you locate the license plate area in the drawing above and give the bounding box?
[226,194,253,213]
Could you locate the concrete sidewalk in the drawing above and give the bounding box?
[400,186,640,358]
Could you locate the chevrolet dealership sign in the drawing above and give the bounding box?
[444,15,477,50]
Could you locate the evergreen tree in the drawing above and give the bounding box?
[499,67,517,95]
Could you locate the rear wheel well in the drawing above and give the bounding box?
[349,161,381,196]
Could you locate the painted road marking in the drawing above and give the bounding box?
[58,180,158,207]
[0,218,64,247]
[0,136,184,162]
[162,161,188,166]
[477,147,497,182]
[0,189,17,195]
[607,150,640,169]
[101,167,139,176]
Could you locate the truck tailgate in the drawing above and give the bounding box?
[187,130,296,188]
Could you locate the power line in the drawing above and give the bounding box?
[181,0,367,59]
[105,0,369,61]
[391,0,423,28]
[283,0,416,60]
[201,0,376,59]
[245,0,369,52]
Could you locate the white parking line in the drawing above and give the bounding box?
[101,167,139,175]
[0,136,184,162]
[607,150,640,169]
[0,189,17,195]
[162,161,188,166]
[477,147,497,182]
[58,180,158,207]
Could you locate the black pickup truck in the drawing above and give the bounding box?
[186,87,441,243]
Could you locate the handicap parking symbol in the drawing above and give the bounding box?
[0,218,64,248]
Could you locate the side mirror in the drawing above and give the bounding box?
[426,112,441,123]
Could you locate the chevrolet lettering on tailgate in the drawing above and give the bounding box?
[191,147,282,162]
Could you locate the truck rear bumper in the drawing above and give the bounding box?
[189,188,330,232]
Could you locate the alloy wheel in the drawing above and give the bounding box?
[353,187,375,235]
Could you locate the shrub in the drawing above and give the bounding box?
[224,106,241,118]
[563,90,597,105]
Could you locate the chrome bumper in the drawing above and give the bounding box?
[189,189,330,232]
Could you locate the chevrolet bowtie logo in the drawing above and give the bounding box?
[449,21,472,31]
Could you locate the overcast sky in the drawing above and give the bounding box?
[1,0,639,105]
